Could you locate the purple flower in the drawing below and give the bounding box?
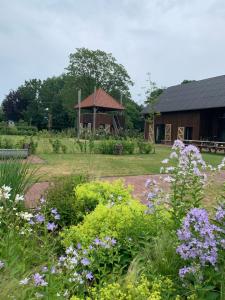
[81,258,90,266]
[86,272,93,280]
[94,238,101,245]
[35,214,45,223]
[177,208,218,268]
[77,243,82,249]
[51,208,58,215]
[33,273,48,286]
[47,222,57,231]
[179,266,196,279]
[54,214,60,220]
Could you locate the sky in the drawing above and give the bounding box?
[1,0,225,104]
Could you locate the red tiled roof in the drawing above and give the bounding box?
[74,88,125,110]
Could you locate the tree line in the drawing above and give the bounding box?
[0,48,144,131]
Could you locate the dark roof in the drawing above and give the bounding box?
[143,75,225,114]
[74,88,124,110]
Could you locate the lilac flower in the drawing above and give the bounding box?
[94,238,101,245]
[215,205,225,222]
[179,266,196,279]
[33,273,48,286]
[86,272,93,280]
[77,243,82,249]
[35,214,45,223]
[177,208,218,267]
[47,222,57,231]
[54,214,60,220]
[162,159,169,164]
[51,266,56,274]
[80,258,90,266]
[110,238,117,245]
[51,208,58,215]
[20,277,30,285]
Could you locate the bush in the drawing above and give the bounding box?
[96,140,116,154]
[121,140,135,154]
[46,175,87,227]
[61,201,171,269]
[137,140,153,154]
[74,180,133,223]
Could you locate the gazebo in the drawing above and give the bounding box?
[75,88,125,135]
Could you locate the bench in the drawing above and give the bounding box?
[0,149,29,159]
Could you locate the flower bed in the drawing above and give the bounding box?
[0,140,225,299]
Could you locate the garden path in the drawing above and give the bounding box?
[25,171,225,208]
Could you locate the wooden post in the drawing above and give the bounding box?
[93,87,96,135]
[77,89,81,139]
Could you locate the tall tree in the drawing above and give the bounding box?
[66,48,133,99]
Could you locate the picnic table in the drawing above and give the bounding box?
[183,140,225,153]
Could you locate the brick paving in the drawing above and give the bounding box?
[24,174,169,207]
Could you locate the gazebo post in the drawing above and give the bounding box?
[93,107,96,135]
[93,87,96,135]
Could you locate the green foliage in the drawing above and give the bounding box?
[75,276,180,300]
[137,140,153,154]
[96,139,136,155]
[74,180,133,223]
[61,200,171,269]
[0,159,37,201]
[46,175,87,227]
[0,122,38,136]
[49,139,61,153]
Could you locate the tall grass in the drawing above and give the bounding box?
[0,159,38,199]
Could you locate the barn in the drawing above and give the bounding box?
[143,75,225,144]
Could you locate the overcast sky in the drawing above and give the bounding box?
[1,0,225,104]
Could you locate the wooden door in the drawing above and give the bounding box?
[177,126,185,140]
[165,124,172,142]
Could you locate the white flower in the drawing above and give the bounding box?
[15,194,24,202]
[2,185,12,193]
[19,212,33,221]
[0,260,4,269]
[20,277,30,285]
[164,176,174,183]
[162,159,169,164]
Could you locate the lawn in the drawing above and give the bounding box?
[37,145,224,180]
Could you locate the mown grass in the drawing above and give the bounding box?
[35,145,224,180]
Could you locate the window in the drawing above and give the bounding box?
[184,127,193,140]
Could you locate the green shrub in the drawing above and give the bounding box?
[61,201,171,267]
[49,139,61,153]
[46,175,87,227]
[74,180,133,223]
[96,140,116,154]
[137,140,153,154]
[122,140,135,154]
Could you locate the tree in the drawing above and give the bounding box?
[181,79,195,84]
[66,48,133,100]
[65,48,142,129]
[2,90,22,121]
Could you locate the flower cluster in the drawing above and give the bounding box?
[177,206,225,279]
[26,204,60,232]
[144,178,164,214]
[177,208,218,279]
[20,273,48,287]
[59,237,117,286]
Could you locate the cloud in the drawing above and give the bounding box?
[0,0,225,104]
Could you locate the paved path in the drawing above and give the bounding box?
[25,174,168,207]
[25,171,225,207]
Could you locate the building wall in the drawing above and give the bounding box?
[144,110,201,142]
[80,113,125,131]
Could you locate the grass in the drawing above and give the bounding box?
[34,145,224,180]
